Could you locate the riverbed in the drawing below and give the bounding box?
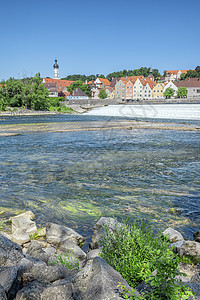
[0,106,199,244]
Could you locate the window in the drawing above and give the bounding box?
[197,89,200,93]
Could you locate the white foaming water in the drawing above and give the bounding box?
[85,104,200,120]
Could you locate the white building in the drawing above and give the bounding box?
[53,59,59,79]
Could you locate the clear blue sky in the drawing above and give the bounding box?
[1,0,199,80]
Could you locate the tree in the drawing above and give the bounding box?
[98,89,107,99]
[67,80,91,97]
[152,69,162,79]
[177,87,188,98]
[163,87,175,99]
[180,73,186,81]
[195,66,200,73]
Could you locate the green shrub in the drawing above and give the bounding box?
[100,219,194,299]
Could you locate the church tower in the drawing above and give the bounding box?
[53,58,59,79]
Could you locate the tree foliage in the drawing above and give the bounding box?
[0,73,50,111]
[98,89,107,99]
[67,80,91,97]
[177,87,188,98]
[164,87,175,99]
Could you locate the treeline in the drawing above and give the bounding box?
[0,73,66,112]
[180,66,200,80]
[62,67,162,82]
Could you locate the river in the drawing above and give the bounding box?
[0,104,199,245]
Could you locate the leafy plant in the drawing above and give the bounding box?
[100,218,194,299]
[0,219,6,230]
[29,228,45,240]
[50,250,80,271]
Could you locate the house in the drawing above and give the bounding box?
[164,70,190,81]
[115,78,127,100]
[152,82,166,99]
[68,87,89,100]
[94,78,111,89]
[174,78,200,98]
[43,78,74,99]
[43,82,58,97]
[163,81,178,96]
[105,87,114,98]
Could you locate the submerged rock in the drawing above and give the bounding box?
[194,231,200,243]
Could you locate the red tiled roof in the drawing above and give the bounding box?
[43,78,74,87]
[98,78,111,86]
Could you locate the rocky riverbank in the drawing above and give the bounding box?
[0,211,199,299]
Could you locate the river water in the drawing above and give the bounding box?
[0,105,200,244]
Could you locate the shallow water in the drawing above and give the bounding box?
[0,113,199,243]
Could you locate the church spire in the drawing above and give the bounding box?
[53,58,59,79]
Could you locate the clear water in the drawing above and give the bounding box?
[0,114,199,243]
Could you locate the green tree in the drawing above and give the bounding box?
[0,83,8,111]
[67,80,91,97]
[177,87,188,98]
[164,87,175,99]
[98,89,107,99]
[29,73,49,110]
[180,73,186,81]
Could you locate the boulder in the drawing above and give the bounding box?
[15,280,46,300]
[0,266,21,299]
[12,228,30,245]
[46,222,85,247]
[177,240,200,258]
[162,227,184,243]
[90,217,119,249]
[72,256,136,300]
[10,211,37,235]
[0,234,23,266]
[31,264,69,284]
[41,283,73,300]
[59,240,86,262]
[26,241,50,263]
[86,249,101,261]
[190,273,200,284]
[0,285,7,300]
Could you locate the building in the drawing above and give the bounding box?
[68,87,89,100]
[164,70,190,81]
[152,83,166,99]
[174,78,200,98]
[163,81,178,96]
[43,78,74,98]
[53,59,59,79]
[43,82,58,97]
[115,78,127,100]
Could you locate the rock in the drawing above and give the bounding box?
[46,222,85,247]
[86,249,101,261]
[0,285,7,300]
[162,227,184,243]
[90,217,119,249]
[177,240,200,258]
[31,264,69,284]
[10,211,37,235]
[72,256,135,300]
[43,246,56,256]
[41,283,73,300]
[194,231,200,243]
[15,280,46,300]
[0,266,21,299]
[59,240,86,262]
[26,241,50,263]
[169,207,183,214]
[190,273,200,284]
[12,228,30,245]
[171,240,184,253]
[0,234,24,266]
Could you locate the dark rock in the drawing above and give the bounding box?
[194,231,200,243]
[41,282,74,300]
[0,266,21,299]
[72,256,136,300]
[26,241,49,263]
[15,280,46,300]
[0,284,7,300]
[46,222,85,247]
[31,264,69,284]
[0,234,23,266]
[59,240,86,262]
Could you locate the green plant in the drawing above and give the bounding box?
[50,250,80,271]
[0,219,6,230]
[100,219,194,299]
[29,228,44,240]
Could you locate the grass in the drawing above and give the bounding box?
[50,250,80,271]
[99,218,194,300]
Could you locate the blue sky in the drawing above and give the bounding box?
[1,0,199,80]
